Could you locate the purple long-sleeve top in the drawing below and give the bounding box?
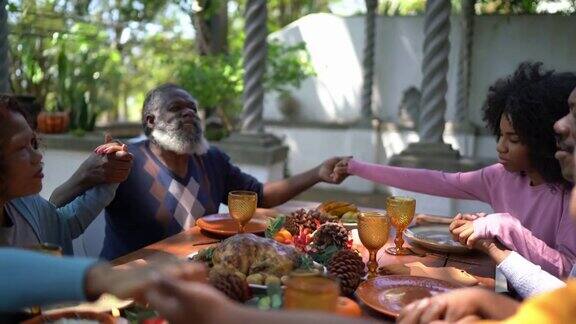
[348,159,576,277]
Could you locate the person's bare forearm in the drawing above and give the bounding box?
[477,290,520,319]
[262,166,321,208]
[50,150,131,207]
[474,239,511,265]
[49,169,92,207]
[487,245,511,264]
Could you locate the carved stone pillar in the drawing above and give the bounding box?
[454,0,476,130]
[222,0,288,183]
[0,0,10,93]
[240,0,267,133]
[360,0,377,120]
[418,0,451,143]
[389,0,479,172]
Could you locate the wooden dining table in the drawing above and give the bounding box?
[112,200,496,321]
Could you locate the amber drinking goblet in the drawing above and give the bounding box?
[228,190,257,234]
[385,196,416,256]
[283,275,340,312]
[358,212,390,277]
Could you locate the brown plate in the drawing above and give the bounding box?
[196,213,267,237]
[356,275,460,318]
[404,224,470,254]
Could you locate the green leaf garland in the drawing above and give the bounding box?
[265,214,286,239]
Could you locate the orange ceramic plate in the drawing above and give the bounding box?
[356,275,459,318]
[196,213,267,237]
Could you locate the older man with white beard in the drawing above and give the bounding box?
[100,84,348,260]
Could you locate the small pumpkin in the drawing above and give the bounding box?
[273,229,293,244]
[37,111,70,134]
[335,296,362,317]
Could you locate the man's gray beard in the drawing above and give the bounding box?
[150,128,209,156]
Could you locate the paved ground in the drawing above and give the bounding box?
[294,187,390,209]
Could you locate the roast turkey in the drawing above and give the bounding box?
[211,234,302,277]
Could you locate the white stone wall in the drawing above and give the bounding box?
[267,125,496,190]
[265,14,576,126]
[39,149,93,255]
[40,149,90,200]
[260,13,574,217]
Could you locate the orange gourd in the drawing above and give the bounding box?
[335,296,362,317]
[36,111,69,134]
[273,229,293,243]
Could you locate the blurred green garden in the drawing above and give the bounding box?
[7,0,575,138]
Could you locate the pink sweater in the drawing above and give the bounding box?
[348,159,576,277]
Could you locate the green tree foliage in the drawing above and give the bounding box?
[177,52,243,117]
[477,0,539,14]
[378,0,574,15]
[176,39,315,132]
[8,0,173,130]
[229,0,333,32]
[265,41,316,96]
[8,0,320,132]
[162,1,318,134]
[9,0,571,134]
[379,0,427,15]
[179,0,229,54]
[263,0,333,32]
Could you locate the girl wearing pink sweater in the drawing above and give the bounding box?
[335,63,576,278]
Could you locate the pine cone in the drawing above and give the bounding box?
[327,249,366,296]
[285,209,330,235]
[312,209,332,224]
[313,223,350,249]
[284,215,301,236]
[317,211,336,223]
[209,272,252,302]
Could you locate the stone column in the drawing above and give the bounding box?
[389,0,479,172]
[220,0,288,183]
[454,0,475,128]
[361,0,389,193]
[360,0,377,120]
[240,0,267,133]
[0,0,10,93]
[418,0,451,143]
